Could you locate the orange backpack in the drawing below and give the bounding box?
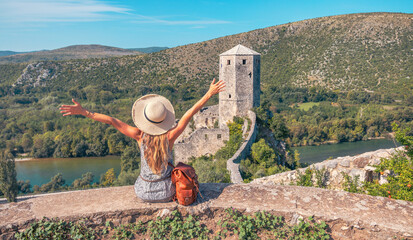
[169,162,202,206]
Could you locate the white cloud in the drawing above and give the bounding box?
[0,0,230,26]
[131,14,230,25]
[0,0,130,23]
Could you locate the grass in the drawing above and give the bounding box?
[297,102,320,111]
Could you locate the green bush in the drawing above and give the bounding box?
[0,151,18,202]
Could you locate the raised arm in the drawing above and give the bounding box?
[168,79,225,145]
[60,99,142,141]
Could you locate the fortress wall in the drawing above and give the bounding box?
[227,110,257,183]
[2,184,413,239]
[252,146,404,189]
[174,128,229,163]
[193,105,219,129]
[175,105,219,142]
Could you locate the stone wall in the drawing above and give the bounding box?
[2,184,413,239]
[227,110,257,183]
[252,146,404,189]
[193,105,219,129]
[174,128,229,163]
[175,105,220,141]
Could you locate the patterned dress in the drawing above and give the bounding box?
[134,141,175,202]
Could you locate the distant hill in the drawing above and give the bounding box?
[1,13,412,102]
[128,47,169,53]
[0,51,28,57]
[0,45,143,64]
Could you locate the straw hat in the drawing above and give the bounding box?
[132,94,175,135]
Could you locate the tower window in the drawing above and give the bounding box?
[242,59,246,64]
[217,134,222,139]
[229,94,231,98]
[205,134,208,140]
[249,72,252,78]
[227,60,231,65]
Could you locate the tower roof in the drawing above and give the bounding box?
[220,44,260,56]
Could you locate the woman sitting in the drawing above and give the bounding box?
[60,79,225,202]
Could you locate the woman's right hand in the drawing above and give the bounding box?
[59,99,86,116]
[207,78,226,97]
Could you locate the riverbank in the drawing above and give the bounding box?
[15,157,33,162]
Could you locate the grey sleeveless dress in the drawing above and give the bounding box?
[134,141,175,202]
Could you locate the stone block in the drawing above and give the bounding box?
[339,158,350,167]
[326,160,338,169]
[353,157,370,168]
[369,158,382,166]
[157,209,171,218]
[349,169,365,180]
[314,163,326,170]
[364,166,376,172]
[121,216,132,225]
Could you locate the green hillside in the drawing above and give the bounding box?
[1,13,412,100]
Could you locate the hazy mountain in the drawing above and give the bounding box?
[128,47,169,53]
[0,45,143,64]
[0,51,28,57]
[1,13,412,102]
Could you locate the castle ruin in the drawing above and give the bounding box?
[174,45,261,163]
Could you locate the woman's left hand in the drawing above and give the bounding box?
[59,99,87,116]
[207,78,226,97]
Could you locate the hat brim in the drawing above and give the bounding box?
[132,94,175,135]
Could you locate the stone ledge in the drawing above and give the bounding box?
[1,184,413,239]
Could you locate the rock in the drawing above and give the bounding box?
[364,166,376,171]
[92,216,105,225]
[289,212,303,225]
[157,209,171,218]
[379,176,388,185]
[349,169,365,180]
[369,158,382,166]
[353,156,370,168]
[121,216,132,225]
[326,160,338,169]
[341,226,350,231]
[339,158,350,167]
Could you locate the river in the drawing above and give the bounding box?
[16,139,400,187]
[16,156,121,187]
[292,139,400,165]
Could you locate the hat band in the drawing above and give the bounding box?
[144,106,164,124]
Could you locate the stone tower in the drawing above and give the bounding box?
[219,44,261,128]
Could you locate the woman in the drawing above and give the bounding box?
[59,79,225,202]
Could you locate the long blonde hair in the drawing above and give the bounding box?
[143,133,170,175]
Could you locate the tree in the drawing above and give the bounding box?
[101,168,116,186]
[0,151,18,202]
[18,180,32,194]
[71,172,94,189]
[251,139,276,167]
[40,173,66,192]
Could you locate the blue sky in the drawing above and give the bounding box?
[0,0,411,51]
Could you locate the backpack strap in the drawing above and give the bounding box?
[168,162,175,168]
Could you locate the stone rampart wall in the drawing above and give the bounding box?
[174,128,229,163]
[252,146,404,189]
[227,110,257,183]
[2,184,413,239]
